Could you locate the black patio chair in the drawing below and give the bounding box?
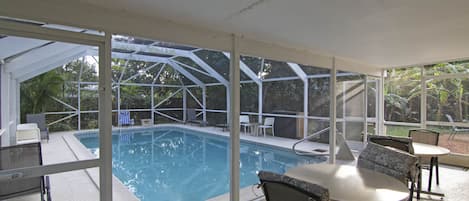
[257,171,330,201]
[0,142,51,201]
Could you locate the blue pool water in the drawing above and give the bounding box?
[76,127,326,201]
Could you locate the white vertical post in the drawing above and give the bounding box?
[226,87,230,125]
[1,68,11,146]
[378,70,385,135]
[342,82,346,139]
[374,79,379,135]
[303,79,308,138]
[363,75,368,143]
[78,57,83,130]
[117,84,121,126]
[329,57,337,164]
[420,66,426,129]
[99,32,113,201]
[229,34,240,201]
[183,87,187,122]
[258,82,263,124]
[15,79,20,124]
[9,78,17,144]
[202,87,207,122]
[151,85,154,123]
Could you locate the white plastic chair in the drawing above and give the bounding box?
[16,123,41,144]
[258,117,275,137]
[240,115,252,134]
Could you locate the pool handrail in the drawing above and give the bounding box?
[292,127,331,156]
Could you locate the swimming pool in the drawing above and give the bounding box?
[75,127,326,201]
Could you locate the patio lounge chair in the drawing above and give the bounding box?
[358,142,418,201]
[26,113,49,142]
[257,171,330,201]
[258,117,275,137]
[408,129,441,188]
[118,111,134,126]
[186,108,208,126]
[0,142,51,201]
[445,114,469,140]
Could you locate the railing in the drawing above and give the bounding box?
[292,127,331,156]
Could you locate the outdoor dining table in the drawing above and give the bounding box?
[412,142,450,198]
[285,163,409,201]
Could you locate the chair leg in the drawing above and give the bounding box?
[409,181,415,201]
[435,157,440,185]
[428,157,435,192]
[417,165,422,199]
[272,127,275,136]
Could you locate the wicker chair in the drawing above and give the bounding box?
[409,129,441,187]
[368,135,414,153]
[358,142,418,200]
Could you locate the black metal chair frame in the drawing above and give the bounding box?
[258,171,329,201]
[0,142,51,201]
[408,129,441,196]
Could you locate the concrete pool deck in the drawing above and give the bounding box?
[4,124,468,201]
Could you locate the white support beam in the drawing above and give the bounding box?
[287,63,308,82]
[15,46,88,82]
[186,88,203,108]
[329,57,337,164]
[0,36,48,60]
[378,70,385,135]
[154,88,183,108]
[223,52,261,85]
[188,53,229,86]
[258,83,263,124]
[50,96,78,111]
[229,34,240,201]
[183,87,187,122]
[420,67,427,129]
[152,64,166,84]
[167,60,205,87]
[202,87,207,122]
[98,33,113,201]
[171,59,213,77]
[363,76,368,143]
[1,68,11,146]
[151,86,154,123]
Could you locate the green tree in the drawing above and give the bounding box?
[20,70,64,121]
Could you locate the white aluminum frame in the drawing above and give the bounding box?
[0,19,113,201]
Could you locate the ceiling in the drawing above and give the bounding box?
[75,0,469,68]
